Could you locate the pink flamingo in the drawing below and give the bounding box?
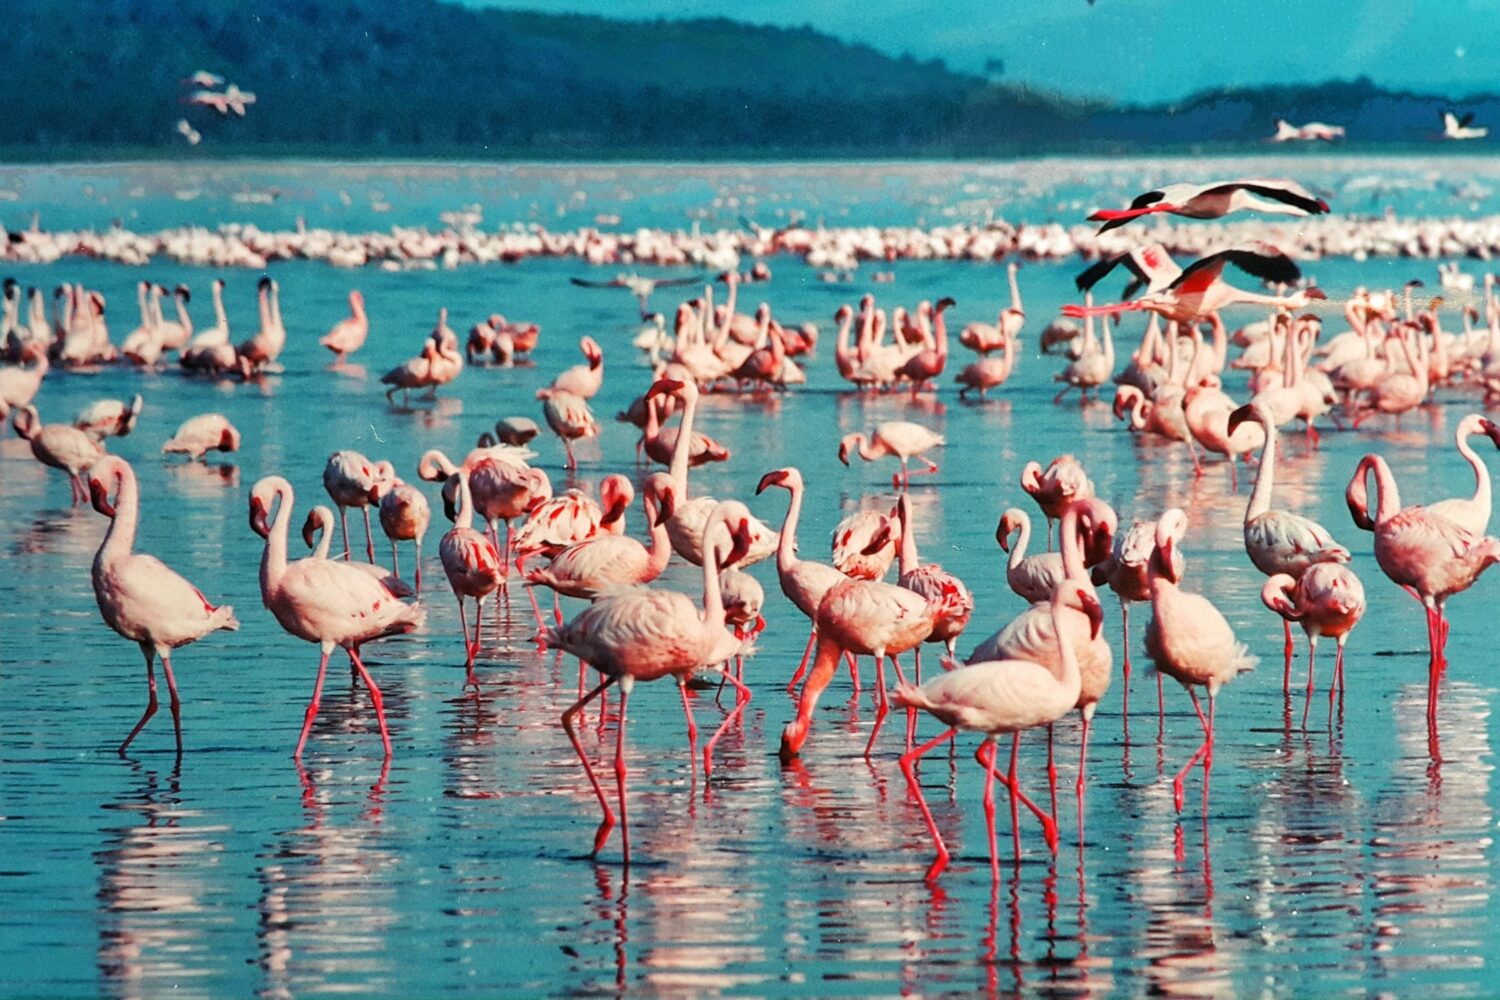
[959,261,1024,355]
[757,467,854,693]
[996,507,1064,603]
[323,450,390,562]
[1144,509,1257,811]
[1020,454,1094,549]
[1345,454,1500,735]
[894,492,974,677]
[376,476,431,592]
[548,336,604,399]
[1425,413,1500,534]
[319,290,368,363]
[1091,519,1176,724]
[537,388,598,471]
[838,421,945,490]
[161,413,241,462]
[1088,178,1329,232]
[86,456,239,754]
[831,505,898,582]
[438,472,503,682]
[301,505,412,597]
[1261,566,1366,728]
[12,404,104,503]
[895,583,1100,878]
[248,477,425,759]
[511,475,631,577]
[1227,401,1350,694]
[546,502,752,864]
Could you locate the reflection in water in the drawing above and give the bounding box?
[96,760,227,1000]
[254,760,396,999]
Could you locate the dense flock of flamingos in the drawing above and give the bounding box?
[7,177,1500,881]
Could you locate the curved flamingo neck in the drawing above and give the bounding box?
[700,517,727,630]
[454,475,477,530]
[261,481,292,594]
[1366,456,1403,525]
[1059,505,1085,578]
[1007,512,1032,575]
[99,465,140,564]
[897,496,918,576]
[1049,592,1082,691]
[311,508,334,559]
[775,481,804,576]
[1246,408,1277,521]
[1456,423,1491,517]
[668,386,698,493]
[212,283,227,331]
[853,435,879,461]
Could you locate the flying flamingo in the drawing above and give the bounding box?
[895,583,1100,878]
[1021,454,1094,549]
[1088,178,1330,233]
[1345,454,1500,737]
[86,456,239,754]
[838,421,945,489]
[11,405,105,504]
[376,476,431,591]
[161,413,241,461]
[546,502,752,864]
[248,477,425,759]
[1261,566,1366,728]
[1144,509,1257,811]
[1227,401,1351,694]
[319,290,368,363]
[323,450,390,562]
[438,472,503,682]
[757,467,851,693]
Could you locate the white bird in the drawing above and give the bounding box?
[838,420,945,489]
[162,414,242,461]
[1442,111,1488,141]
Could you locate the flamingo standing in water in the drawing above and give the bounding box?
[1021,454,1094,549]
[895,583,1100,878]
[376,475,431,591]
[1261,566,1366,727]
[12,405,105,503]
[959,261,1023,354]
[438,472,503,681]
[1144,509,1257,811]
[893,491,974,679]
[996,507,1064,603]
[1091,519,1177,725]
[161,414,241,462]
[319,290,368,363]
[838,421,945,489]
[300,506,412,597]
[248,477,425,759]
[537,388,598,471]
[546,502,752,864]
[323,450,390,562]
[1345,454,1500,737]
[86,456,239,754]
[757,467,852,694]
[1227,401,1351,695]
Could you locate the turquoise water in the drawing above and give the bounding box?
[0,161,1496,996]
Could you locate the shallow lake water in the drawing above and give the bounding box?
[1,161,1497,996]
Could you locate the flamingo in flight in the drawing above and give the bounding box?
[86,456,239,755]
[1089,179,1330,233]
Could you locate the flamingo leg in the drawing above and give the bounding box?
[1075,709,1092,841]
[888,653,916,751]
[844,651,861,694]
[704,669,752,779]
[1007,734,1023,864]
[294,648,331,760]
[390,540,401,581]
[348,647,392,757]
[864,655,889,759]
[468,597,484,686]
[1302,635,1318,730]
[1046,724,1058,823]
[786,629,816,694]
[457,597,473,667]
[976,739,1000,879]
[562,675,617,857]
[898,725,959,881]
[564,439,577,471]
[526,582,547,633]
[1330,637,1346,726]
[338,505,352,559]
[1120,602,1132,731]
[414,537,423,593]
[1172,689,1212,812]
[1282,619,1294,697]
[119,642,160,755]
[502,523,514,580]
[614,680,634,866]
[1425,604,1440,729]
[678,678,699,779]
[362,506,375,562]
[781,635,843,760]
[160,650,183,756]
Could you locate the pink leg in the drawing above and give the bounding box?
[390,540,401,581]
[1046,724,1058,822]
[414,538,423,593]
[1302,636,1318,730]
[502,523,514,580]
[526,583,547,634]
[349,647,392,757]
[564,440,577,471]
[468,597,484,686]
[899,725,960,881]
[562,676,617,856]
[160,651,183,756]
[1007,734,1023,864]
[678,678,699,779]
[1329,638,1346,724]
[1120,603,1132,731]
[1075,710,1091,840]
[294,648,331,760]
[119,643,160,755]
[976,739,1001,879]
[786,629,816,693]
[362,506,375,562]
[338,506,352,560]
[864,656,889,759]
[1172,689,1211,812]
[1282,620,1294,697]
[614,681,633,866]
[845,652,861,694]
[704,670,752,779]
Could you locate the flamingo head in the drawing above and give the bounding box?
[476,431,497,449]
[218,424,242,453]
[861,519,895,556]
[1019,460,1043,496]
[648,475,677,527]
[86,457,125,518]
[756,468,795,494]
[11,405,38,440]
[837,434,861,466]
[599,474,633,526]
[248,480,280,539]
[1226,402,1258,438]
[995,509,1021,552]
[834,304,853,323]
[645,377,686,402]
[416,449,454,483]
[1259,574,1301,620]
[1481,417,1500,450]
[1151,509,1188,583]
[300,508,325,549]
[174,284,191,302]
[258,275,272,291]
[1074,586,1104,640]
[441,475,461,522]
[581,336,603,367]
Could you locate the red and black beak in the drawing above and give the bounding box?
[756,470,788,494]
[725,517,753,567]
[1079,588,1104,640]
[861,523,893,555]
[646,378,686,401]
[1482,418,1500,450]
[1226,403,1253,437]
[249,496,270,538]
[653,488,676,527]
[89,479,116,518]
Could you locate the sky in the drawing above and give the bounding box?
[466,0,1500,103]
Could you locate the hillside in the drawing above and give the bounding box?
[3,0,1495,157]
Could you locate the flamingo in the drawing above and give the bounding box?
[756,467,853,693]
[1227,401,1351,693]
[896,297,954,392]
[438,472,503,681]
[323,451,389,562]
[375,477,431,592]
[830,505,898,581]
[838,421,945,489]
[1423,414,1500,535]
[75,395,143,441]
[1345,454,1500,736]
[959,261,1023,354]
[1091,519,1176,724]
[955,324,1017,399]
[996,507,1064,603]
[1261,566,1366,728]
[381,337,437,403]
[319,290,368,363]
[161,414,241,461]
[1441,111,1488,140]
[894,491,974,678]
[511,475,631,577]
[300,506,412,597]
[547,502,752,863]
[549,336,604,399]
[1053,295,1114,402]
[1089,178,1329,233]
[537,388,599,471]
[12,405,105,504]
[0,351,47,422]
[248,477,425,759]
[895,583,1101,878]
[86,456,239,754]
[236,276,284,378]
[1144,509,1257,811]
[1020,454,1094,549]
[642,386,730,469]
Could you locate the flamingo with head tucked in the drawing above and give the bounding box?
[323,450,390,562]
[86,456,239,755]
[1261,566,1366,728]
[1020,454,1094,549]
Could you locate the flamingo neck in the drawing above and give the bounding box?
[1366,456,1403,525]
[776,482,804,576]
[668,388,697,493]
[1007,265,1022,313]
[262,482,291,595]
[1246,411,1277,521]
[312,509,334,559]
[1049,593,1083,692]
[1058,505,1085,578]
[1007,513,1031,575]
[854,435,880,462]
[213,284,227,331]
[701,532,726,630]
[1456,425,1491,516]
[455,475,476,530]
[98,466,139,564]
[645,494,673,578]
[897,499,918,577]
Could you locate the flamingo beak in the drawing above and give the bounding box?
[89,479,115,518]
[995,517,1012,552]
[837,442,851,466]
[861,524,892,555]
[1226,403,1252,437]
[646,378,685,400]
[755,470,787,494]
[1079,588,1104,640]
[1482,418,1500,449]
[653,488,676,527]
[725,518,753,567]
[1305,287,1328,301]
[301,514,318,548]
[249,496,270,538]
[442,484,458,522]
